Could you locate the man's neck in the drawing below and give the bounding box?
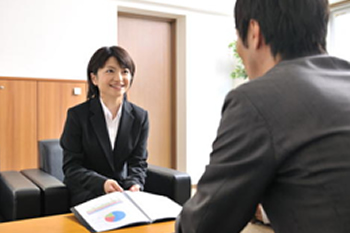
[249,50,281,80]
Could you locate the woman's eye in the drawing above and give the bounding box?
[123,69,130,74]
[106,69,114,73]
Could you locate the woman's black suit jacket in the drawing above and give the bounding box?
[60,97,149,206]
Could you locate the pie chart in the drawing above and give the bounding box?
[105,211,126,222]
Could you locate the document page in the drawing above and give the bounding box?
[125,191,182,222]
[73,192,150,232]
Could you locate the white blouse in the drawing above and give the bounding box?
[99,98,123,150]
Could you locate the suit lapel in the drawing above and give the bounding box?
[89,98,115,171]
[114,100,134,160]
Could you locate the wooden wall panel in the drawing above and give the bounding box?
[0,79,37,170]
[38,81,87,141]
[0,77,86,171]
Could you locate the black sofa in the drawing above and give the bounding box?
[0,170,41,222]
[21,139,191,216]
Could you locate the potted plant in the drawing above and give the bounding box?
[228,41,248,79]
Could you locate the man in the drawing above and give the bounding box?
[176,0,350,232]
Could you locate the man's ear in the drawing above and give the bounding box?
[249,19,264,49]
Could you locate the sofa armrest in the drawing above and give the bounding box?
[21,169,69,215]
[0,171,41,221]
[144,164,191,205]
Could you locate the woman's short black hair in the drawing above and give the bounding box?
[234,0,329,60]
[87,46,136,99]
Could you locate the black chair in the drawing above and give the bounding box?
[21,139,191,216]
[144,165,192,205]
[0,170,41,222]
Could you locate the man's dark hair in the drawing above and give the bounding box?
[87,46,136,99]
[234,0,329,60]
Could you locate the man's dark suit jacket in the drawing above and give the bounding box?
[60,97,149,206]
[176,55,350,233]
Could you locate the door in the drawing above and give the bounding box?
[118,13,176,168]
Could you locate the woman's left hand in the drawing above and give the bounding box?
[129,184,141,192]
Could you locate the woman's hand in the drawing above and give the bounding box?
[104,179,124,193]
[129,184,141,192]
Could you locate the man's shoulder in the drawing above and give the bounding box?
[228,54,350,110]
[226,61,298,107]
[234,55,336,93]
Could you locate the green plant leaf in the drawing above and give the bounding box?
[229,41,248,79]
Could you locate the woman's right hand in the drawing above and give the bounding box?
[104,179,124,193]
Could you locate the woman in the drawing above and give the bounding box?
[60,46,149,206]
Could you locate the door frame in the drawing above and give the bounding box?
[117,6,187,172]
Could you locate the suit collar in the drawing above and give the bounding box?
[113,100,135,160]
[89,98,115,171]
[89,98,135,170]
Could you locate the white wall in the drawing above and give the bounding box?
[0,0,238,184]
[185,12,236,182]
[0,0,117,79]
